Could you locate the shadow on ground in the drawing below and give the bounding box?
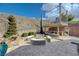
[71,42,79,55]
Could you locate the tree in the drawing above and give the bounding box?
[68,14,74,21]
[3,15,17,38]
[61,13,74,22]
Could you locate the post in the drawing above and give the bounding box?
[61,31,63,36]
[59,3,62,23]
[68,28,69,36]
[57,26,59,36]
[66,10,68,24]
[40,13,44,34]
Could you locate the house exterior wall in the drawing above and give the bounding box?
[69,24,79,37]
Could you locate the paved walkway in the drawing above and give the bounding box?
[6,39,79,56]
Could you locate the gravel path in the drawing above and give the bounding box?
[6,39,79,56]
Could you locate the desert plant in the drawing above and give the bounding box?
[3,33,11,38]
[21,33,28,37]
[28,32,34,36]
[21,32,35,37]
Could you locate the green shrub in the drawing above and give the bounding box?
[28,32,34,36]
[21,32,35,37]
[21,33,28,37]
[3,34,11,38]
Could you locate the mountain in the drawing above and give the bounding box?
[0,13,50,36]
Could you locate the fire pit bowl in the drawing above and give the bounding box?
[31,38,46,45]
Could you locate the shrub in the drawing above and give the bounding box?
[28,32,34,36]
[21,32,35,37]
[21,33,28,37]
[3,34,11,38]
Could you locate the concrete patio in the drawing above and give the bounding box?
[6,38,79,56]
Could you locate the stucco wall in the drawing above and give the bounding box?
[69,24,79,37]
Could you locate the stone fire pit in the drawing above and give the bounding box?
[31,38,46,45]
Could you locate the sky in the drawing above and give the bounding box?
[42,3,79,20]
[0,3,43,18]
[0,3,79,20]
